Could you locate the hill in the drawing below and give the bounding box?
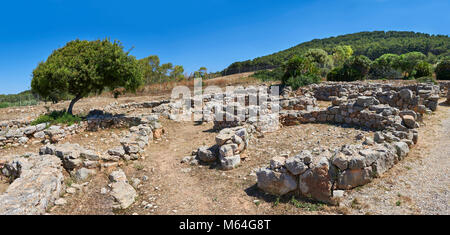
[222,31,450,75]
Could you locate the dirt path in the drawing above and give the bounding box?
[341,101,450,215]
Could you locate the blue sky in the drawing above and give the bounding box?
[0,0,449,94]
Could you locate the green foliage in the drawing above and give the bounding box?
[0,90,40,109]
[281,55,321,89]
[285,74,321,90]
[31,39,144,114]
[396,51,426,78]
[415,76,437,85]
[332,45,353,67]
[30,110,82,126]
[222,31,450,75]
[368,53,402,79]
[327,55,371,81]
[435,59,450,80]
[252,67,284,81]
[289,196,324,211]
[413,61,432,78]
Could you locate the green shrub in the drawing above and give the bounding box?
[413,60,432,78]
[416,76,438,84]
[31,110,82,126]
[327,55,371,81]
[252,67,284,81]
[285,74,321,90]
[435,59,450,80]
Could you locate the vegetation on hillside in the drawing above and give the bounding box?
[223,31,450,75]
[0,90,40,108]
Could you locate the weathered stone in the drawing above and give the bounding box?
[402,115,417,129]
[285,155,308,175]
[392,141,409,160]
[399,89,413,100]
[110,181,137,209]
[107,147,125,158]
[331,152,348,171]
[256,168,297,195]
[298,162,332,203]
[336,167,373,190]
[219,144,238,158]
[109,169,128,183]
[348,156,365,169]
[270,156,286,169]
[73,167,96,181]
[0,154,63,215]
[219,155,240,170]
[197,146,217,162]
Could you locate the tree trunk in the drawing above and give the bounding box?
[67,95,82,115]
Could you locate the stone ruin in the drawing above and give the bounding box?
[0,80,448,214]
[0,110,164,214]
[256,81,442,204]
[163,81,445,204]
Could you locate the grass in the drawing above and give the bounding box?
[133,163,145,171]
[290,196,324,211]
[30,110,82,126]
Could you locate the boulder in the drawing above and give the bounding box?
[285,155,308,175]
[298,161,333,203]
[402,115,417,129]
[256,168,297,195]
[109,169,128,183]
[73,167,96,181]
[270,156,286,170]
[336,167,373,190]
[392,141,409,160]
[219,155,240,170]
[110,181,137,209]
[197,146,217,162]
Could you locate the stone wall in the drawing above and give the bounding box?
[256,83,431,204]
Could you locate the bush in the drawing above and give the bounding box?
[413,60,432,78]
[282,55,321,86]
[31,110,82,126]
[435,59,450,80]
[285,74,321,90]
[252,67,284,81]
[416,76,438,85]
[327,55,371,81]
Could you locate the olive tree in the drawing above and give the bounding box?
[31,39,144,115]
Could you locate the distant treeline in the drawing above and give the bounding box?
[222,31,450,75]
[0,90,40,108]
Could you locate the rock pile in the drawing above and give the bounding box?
[185,125,254,170]
[105,114,163,162]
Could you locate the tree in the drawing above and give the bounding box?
[31,39,144,115]
[435,59,450,80]
[413,60,432,78]
[327,55,371,81]
[304,48,333,76]
[332,45,353,67]
[281,55,321,89]
[140,55,160,84]
[397,52,426,78]
[368,53,402,79]
[170,65,185,80]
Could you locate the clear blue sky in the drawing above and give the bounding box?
[0,0,449,94]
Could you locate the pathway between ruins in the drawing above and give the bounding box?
[342,100,449,215]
